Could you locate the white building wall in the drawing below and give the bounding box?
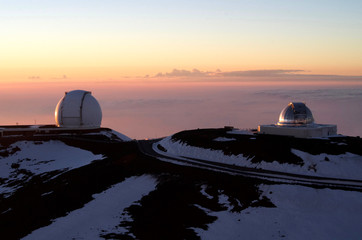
[258,124,337,138]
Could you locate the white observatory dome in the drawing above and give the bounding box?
[55,90,102,128]
[277,102,314,126]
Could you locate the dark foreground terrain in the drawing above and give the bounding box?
[1,129,362,240]
[0,133,272,240]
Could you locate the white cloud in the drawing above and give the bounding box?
[155,68,215,77]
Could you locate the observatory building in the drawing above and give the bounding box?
[55,90,102,128]
[258,102,337,138]
[0,90,129,139]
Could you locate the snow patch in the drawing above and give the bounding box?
[291,149,362,179]
[200,185,213,200]
[85,130,132,141]
[195,184,362,240]
[101,129,132,141]
[0,141,104,197]
[213,137,236,142]
[110,129,132,141]
[227,129,253,135]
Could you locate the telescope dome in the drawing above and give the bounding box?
[278,102,314,126]
[55,90,102,128]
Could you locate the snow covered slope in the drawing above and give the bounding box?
[195,184,362,240]
[154,129,362,181]
[0,140,104,198]
[20,173,362,240]
[0,133,139,239]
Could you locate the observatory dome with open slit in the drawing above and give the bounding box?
[55,90,102,128]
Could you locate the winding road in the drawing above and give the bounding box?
[138,139,362,191]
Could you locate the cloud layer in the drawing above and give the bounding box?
[155,69,215,77]
[153,68,362,81]
[154,69,305,78]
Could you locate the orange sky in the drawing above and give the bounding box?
[1,1,362,83]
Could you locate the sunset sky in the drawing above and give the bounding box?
[1,0,362,81]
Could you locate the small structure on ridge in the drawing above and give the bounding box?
[258,102,337,138]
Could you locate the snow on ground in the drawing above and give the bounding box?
[85,130,132,141]
[196,184,362,240]
[155,137,362,180]
[22,175,157,240]
[101,129,132,141]
[213,137,236,142]
[227,129,253,135]
[291,149,362,179]
[0,140,104,197]
[110,129,132,141]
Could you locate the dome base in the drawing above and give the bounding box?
[258,124,337,138]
